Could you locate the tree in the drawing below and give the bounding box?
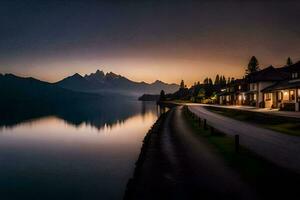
[208,78,213,85]
[159,90,166,101]
[220,76,226,86]
[286,57,293,66]
[180,80,185,89]
[246,56,260,75]
[214,74,220,85]
[227,77,231,84]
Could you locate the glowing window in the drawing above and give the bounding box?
[290,90,295,101]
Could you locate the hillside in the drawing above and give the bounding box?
[0,74,100,104]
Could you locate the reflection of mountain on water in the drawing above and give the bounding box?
[56,99,158,129]
[0,97,159,130]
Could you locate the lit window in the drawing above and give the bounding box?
[278,92,282,100]
[265,93,271,101]
[253,94,257,100]
[290,90,295,101]
[238,95,242,101]
[292,72,298,79]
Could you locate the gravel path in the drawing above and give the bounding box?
[189,105,300,174]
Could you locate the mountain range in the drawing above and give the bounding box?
[0,70,178,105]
[54,70,179,95]
[0,73,98,104]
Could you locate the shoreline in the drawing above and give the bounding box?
[123,111,168,200]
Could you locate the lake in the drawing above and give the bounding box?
[0,99,160,199]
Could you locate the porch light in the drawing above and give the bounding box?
[238,95,242,101]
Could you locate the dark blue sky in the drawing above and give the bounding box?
[1,0,300,85]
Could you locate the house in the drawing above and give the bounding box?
[245,66,288,108]
[216,61,300,111]
[234,79,248,105]
[218,79,247,105]
[262,62,300,111]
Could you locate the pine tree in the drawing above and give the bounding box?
[286,57,293,66]
[180,80,185,89]
[246,56,260,75]
[208,78,213,85]
[214,74,220,85]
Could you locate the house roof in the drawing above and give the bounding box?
[246,66,288,83]
[262,80,300,92]
[278,61,300,73]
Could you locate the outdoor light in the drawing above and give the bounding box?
[238,95,242,101]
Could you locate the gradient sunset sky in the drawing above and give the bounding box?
[1,0,300,86]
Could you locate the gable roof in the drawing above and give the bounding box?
[278,61,300,73]
[246,66,288,82]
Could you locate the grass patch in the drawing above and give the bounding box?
[206,106,300,136]
[182,106,300,199]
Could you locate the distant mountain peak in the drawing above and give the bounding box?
[153,80,164,84]
[73,73,82,77]
[86,69,104,75]
[94,69,105,77]
[105,72,120,79]
[95,69,104,74]
[4,73,19,78]
[55,70,179,95]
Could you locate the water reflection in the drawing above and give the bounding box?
[0,97,158,129]
[0,99,159,200]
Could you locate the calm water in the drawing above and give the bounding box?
[0,99,160,199]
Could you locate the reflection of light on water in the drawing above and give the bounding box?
[0,110,158,146]
[58,110,158,134]
[0,101,159,199]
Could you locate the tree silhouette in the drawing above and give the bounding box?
[180,80,185,89]
[214,74,220,85]
[159,90,166,101]
[208,78,213,85]
[286,57,293,66]
[246,56,260,75]
[227,77,231,84]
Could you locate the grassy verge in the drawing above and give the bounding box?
[206,106,300,136]
[182,106,300,198]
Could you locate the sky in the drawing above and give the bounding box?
[1,0,300,86]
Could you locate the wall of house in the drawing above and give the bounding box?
[264,93,273,108]
[258,82,275,107]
